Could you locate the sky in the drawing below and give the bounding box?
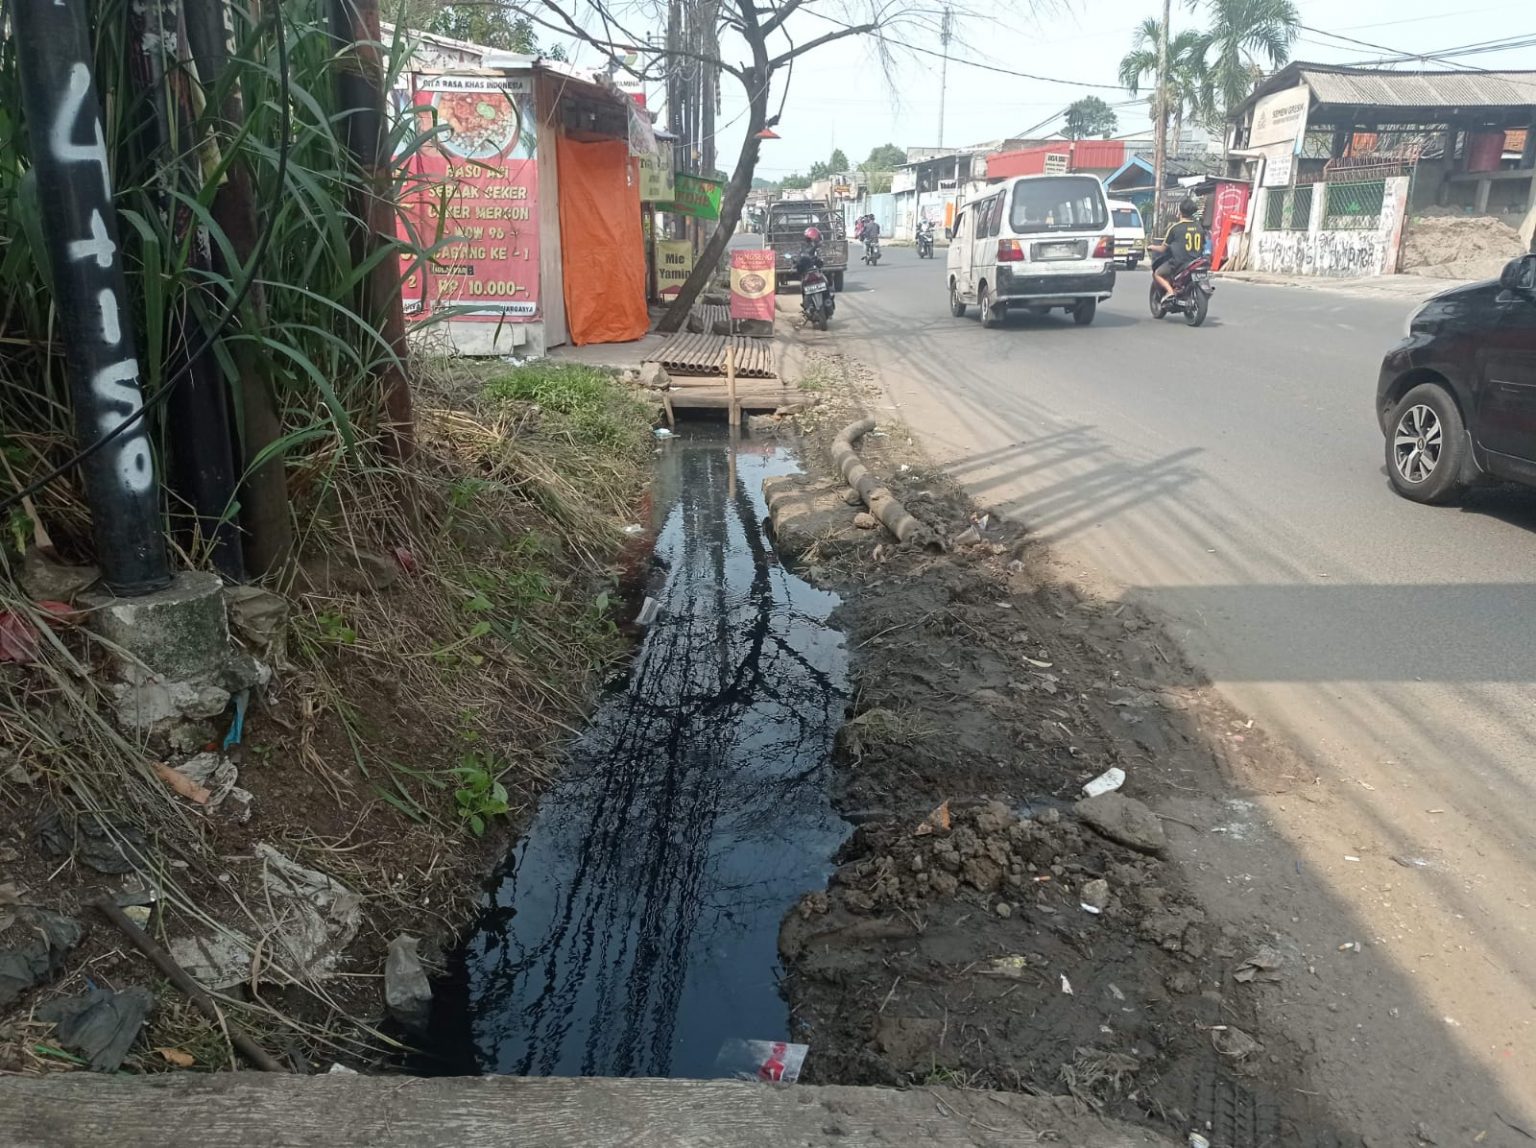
[547,0,1536,179]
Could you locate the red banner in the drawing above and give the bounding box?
[730,249,776,323]
[398,74,541,322]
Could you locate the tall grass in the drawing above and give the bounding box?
[0,0,440,562]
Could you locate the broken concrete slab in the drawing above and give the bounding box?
[0,1073,1183,1146]
[20,547,100,602]
[762,474,866,561]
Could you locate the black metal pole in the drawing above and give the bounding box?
[127,0,246,582]
[12,0,170,595]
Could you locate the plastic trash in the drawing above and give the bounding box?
[1081,767,1126,799]
[622,524,645,535]
[635,597,661,626]
[653,427,675,439]
[716,1038,808,1083]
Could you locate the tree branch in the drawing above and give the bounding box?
[766,20,878,70]
[531,0,748,80]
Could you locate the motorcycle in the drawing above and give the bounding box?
[915,227,934,259]
[1150,255,1214,327]
[862,237,882,266]
[797,250,835,331]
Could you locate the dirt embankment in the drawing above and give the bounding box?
[771,356,1356,1147]
[0,363,655,1075]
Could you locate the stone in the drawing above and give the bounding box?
[1080,878,1111,912]
[995,902,1012,918]
[962,856,1002,892]
[1075,793,1168,855]
[298,550,398,595]
[973,800,1015,836]
[384,935,433,1032]
[637,361,671,390]
[1165,969,1198,995]
[852,512,879,530]
[20,547,99,601]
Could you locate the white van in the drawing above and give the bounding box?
[946,174,1116,328]
[1108,199,1146,269]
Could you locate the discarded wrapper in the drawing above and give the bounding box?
[636,597,661,626]
[1082,767,1125,799]
[654,427,675,440]
[716,1038,808,1084]
[912,799,952,837]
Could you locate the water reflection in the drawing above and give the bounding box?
[449,429,849,1078]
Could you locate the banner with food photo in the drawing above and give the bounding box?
[415,73,541,321]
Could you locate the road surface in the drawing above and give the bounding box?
[814,254,1536,1138]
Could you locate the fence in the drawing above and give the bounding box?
[1264,185,1314,231]
[1321,180,1387,230]
[1251,174,1410,278]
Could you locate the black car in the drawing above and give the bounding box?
[1377,253,1536,503]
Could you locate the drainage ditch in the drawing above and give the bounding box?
[426,426,849,1078]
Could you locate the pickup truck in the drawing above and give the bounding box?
[765,200,848,291]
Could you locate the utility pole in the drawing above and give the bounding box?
[13,0,170,594]
[1151,0,1172,233]
[937,4,953,149]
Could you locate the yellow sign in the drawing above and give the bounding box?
[639,142,675,203]
[655,238,693,300]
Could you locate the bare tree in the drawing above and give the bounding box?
[528,0,944,331]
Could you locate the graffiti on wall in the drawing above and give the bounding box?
[1254,177,1409,279]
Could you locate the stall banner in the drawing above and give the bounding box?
[655,239,693,301]
[730,249,775,322]
[661,173,722,220]
[413,74,540,320]
[639,141,675,203]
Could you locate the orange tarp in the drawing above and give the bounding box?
[556,137,648,346]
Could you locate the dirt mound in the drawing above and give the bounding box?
[1400,214,1526,280]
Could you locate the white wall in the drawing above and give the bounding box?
[1252,176,1410,278]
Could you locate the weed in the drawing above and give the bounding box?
[484,363,655,454]
[451,750,511,836]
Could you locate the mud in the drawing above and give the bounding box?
[773,360,1358,1146]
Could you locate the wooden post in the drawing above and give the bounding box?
[726,344,739,428]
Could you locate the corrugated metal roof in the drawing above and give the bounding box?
[1300,67,1536,108]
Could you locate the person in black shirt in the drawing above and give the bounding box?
[1150,198,1207,304]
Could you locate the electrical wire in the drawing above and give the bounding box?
[0,0,293,517]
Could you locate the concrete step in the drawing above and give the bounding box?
[0,1073,1180,1147]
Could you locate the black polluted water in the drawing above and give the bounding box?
[431,428,849,1078]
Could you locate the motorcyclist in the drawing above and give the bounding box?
[857,214,881,258]
[1149,198,1207,305]
[795,226,824,277]
[916,218,934,250]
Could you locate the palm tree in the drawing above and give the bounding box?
[1118,18,1214,153]
[1199,0,1300,121]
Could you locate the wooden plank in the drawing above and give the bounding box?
[726,345,739,428]
[0,1073,1179,1148]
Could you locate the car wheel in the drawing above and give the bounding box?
[949,279,967,318]
[1073,299,1097,326]
[1128,257,1140,271]
[1386,383,1467,505]
[979,283,998,328]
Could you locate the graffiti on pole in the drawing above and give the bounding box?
[14,0,168,592]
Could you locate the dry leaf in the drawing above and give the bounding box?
[155,1047,196,1067]
[153,762,211,805]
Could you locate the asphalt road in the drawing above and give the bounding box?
[816,253,1536,1131]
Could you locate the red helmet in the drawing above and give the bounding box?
[803,226,821,243]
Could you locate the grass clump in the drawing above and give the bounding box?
[484,363,656,455]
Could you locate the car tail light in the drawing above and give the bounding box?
[996,239,1024,262]
[1092,235,1113,259]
